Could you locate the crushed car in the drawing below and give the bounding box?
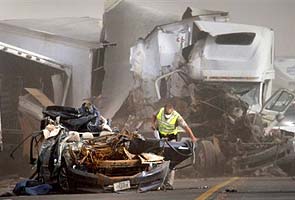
[28,105,195,193]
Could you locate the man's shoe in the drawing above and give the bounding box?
[165,183,174,190]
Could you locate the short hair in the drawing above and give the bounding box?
[164,103,174,110]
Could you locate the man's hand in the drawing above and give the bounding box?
[191,136,198,143]
[151,124,156,131]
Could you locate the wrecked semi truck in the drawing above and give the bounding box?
[128,15,295,176]
[130,18,275,112]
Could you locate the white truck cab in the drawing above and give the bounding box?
[130,18,275,112]
[190,21,275,112]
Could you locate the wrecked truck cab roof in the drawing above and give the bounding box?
[195,21,274,82]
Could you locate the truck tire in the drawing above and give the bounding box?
[194,140,217,176]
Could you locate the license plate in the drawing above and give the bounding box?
[113,180,131,192]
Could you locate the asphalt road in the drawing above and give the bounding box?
[2,177,295,200]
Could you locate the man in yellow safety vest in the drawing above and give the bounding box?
[152,103,197,142]
[152,103,197,189]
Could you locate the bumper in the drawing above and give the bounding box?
[66,161,170,192]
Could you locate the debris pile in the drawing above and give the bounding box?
[113,82,261,143]
[187,83,254,139]
[112,82,295,177]
[67,130,164,177]
[30,110,173,193]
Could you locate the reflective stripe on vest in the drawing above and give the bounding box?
[156,107,180,136]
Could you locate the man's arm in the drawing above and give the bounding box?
[183,125,197,143]
[177,116,197,143]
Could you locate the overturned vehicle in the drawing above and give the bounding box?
[29,105,195,193]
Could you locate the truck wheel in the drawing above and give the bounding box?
[194,140,217,176]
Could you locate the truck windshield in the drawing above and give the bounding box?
[222,82,260,106]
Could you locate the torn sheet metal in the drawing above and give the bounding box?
[18,88,54,121]
[24,88,54,107]
[51,74,64,105]
[99,1,225,118]
[18,88,54,156]
[0,41,71,106]
[129,25,189,102]
[18,95,43,121]
[98,1,181,118]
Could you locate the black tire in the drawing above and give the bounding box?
[194,140,218,176]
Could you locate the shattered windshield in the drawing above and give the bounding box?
[221,82,260,106]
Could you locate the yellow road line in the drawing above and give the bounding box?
[196,177,240,200]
